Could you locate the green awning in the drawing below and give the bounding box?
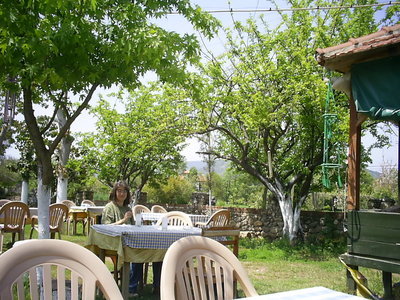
[351,55,400,121]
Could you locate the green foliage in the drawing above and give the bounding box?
[0,0,220,192]
[240,236,346,262]
[0,158,20,197]
[80,84,192,191]
[145,175,194,204]
[177,0,383,240]
[380,3,400,26]
[217,168,264,207]
[0,0,220,91]
[370,165,398,200]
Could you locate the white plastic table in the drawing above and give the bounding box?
[239,286,365,300]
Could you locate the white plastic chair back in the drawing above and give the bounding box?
[0,239,123,300]
[155,211,193,227]
[160,236,258,300]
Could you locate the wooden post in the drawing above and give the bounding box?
[347,98,361,210]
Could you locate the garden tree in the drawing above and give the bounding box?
[220,168,264,207]
[55,107,74,203]
[381,3,400,26]
[186,167,200,188]
[0,0,219,238]
[65,140,98,200]
[10,117,58,204]
[0,87,17,155]
[209,171,223,204]
[9,120,37,204]
[0,158,20,198]
[145,175,195,204]
[198,132,216,204]
[80,84,192,203]
[360,168,375,208]
[372,163,398,200]
[185,0,381,242]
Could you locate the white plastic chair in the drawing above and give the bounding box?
[81,200,96,229]
[155,211,193,227]
[151,205,167,213]
[160,235,258,300]
[0,239,123,300]
[0,201,29,253]
[81,200,96,206]
[196,209,231,228]
[29,203,69,239]
[132,204,151,220]
[0,199,11,207]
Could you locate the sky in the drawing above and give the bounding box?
[6,0,399,168]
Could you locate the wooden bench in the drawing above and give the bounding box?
[343,210,400,299]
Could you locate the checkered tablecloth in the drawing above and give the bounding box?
[91,224,202,249]
[141,213,209,225]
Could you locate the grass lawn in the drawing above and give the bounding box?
[2,224,398,299]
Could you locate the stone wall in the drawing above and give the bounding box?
[161,203,346,241]
[96,200,345,241]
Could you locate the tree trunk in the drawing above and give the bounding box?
[261,187,268,209]
[276,190,302,244]
[37,165,51,239]
[21,179,29,204]
[57,176,68,203]
[56,108,73,203]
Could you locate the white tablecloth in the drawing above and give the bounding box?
[29,208,38,217]
[240,287,364,300]
[69,206,105,215]
[141,212,209,224]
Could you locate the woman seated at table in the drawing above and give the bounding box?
[101,181,142,297]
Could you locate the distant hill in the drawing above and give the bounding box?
[367,169,381,179]
[185,160,229,174]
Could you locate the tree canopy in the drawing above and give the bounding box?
[0,0,219,238]
[0,0,220,184]
[179,0,383,241]
[79,84,193,198]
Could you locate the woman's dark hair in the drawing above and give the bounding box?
[109,180,131,206]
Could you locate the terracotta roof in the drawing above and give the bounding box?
[316,24,400,73]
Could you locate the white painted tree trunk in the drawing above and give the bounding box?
[56,108,72,203]
[277,192,302,243]
[20,180,29,204]
[37,168,51,239]
[57,177,68,203]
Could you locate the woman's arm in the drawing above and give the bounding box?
[110,211,133,225]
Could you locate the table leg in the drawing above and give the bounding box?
[122,262,130,299]
[73,213,77,235]
[87,213,92,235]
[345,266,357,293]
[99,249,105,262]
[233,235,239,257]
[382,271,393,299]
